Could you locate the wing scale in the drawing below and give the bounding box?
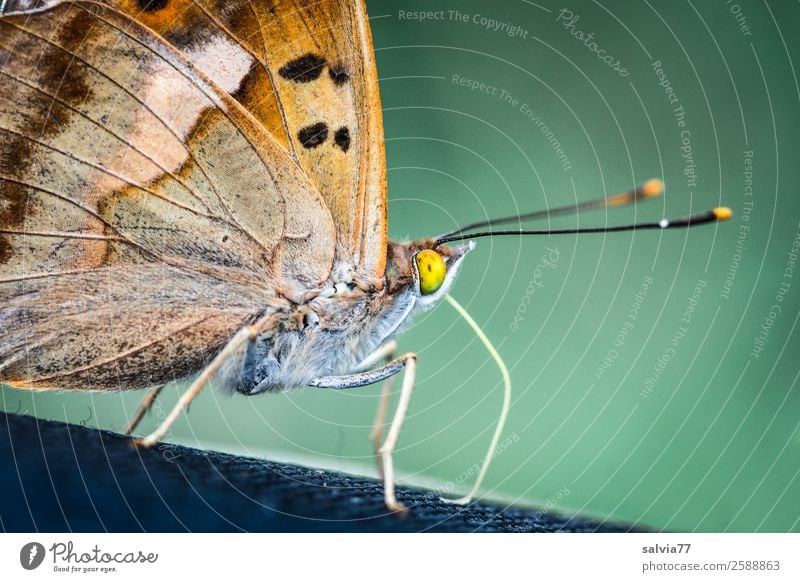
[0,1,335,389]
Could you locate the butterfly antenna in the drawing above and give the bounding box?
[437,178,664,240]
[441,294,511,506]
[436,207,732,246]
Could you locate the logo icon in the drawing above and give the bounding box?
[19,542,45,570]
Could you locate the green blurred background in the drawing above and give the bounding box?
[2,0,799,532]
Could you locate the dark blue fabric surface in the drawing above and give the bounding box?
[0,412,634,532]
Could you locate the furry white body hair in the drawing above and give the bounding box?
[218,287,416,394]
[218,241,473,394]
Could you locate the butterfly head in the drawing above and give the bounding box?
[382,180,731,324]
[386,239,475,310]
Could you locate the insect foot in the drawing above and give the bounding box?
[130,436,156,449]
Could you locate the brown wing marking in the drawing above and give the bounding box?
[246,0,388,284]
[37,0,390,284]
[0,265,279,390]
[0,2,335,390]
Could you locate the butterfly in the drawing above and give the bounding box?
[0,0,730,513]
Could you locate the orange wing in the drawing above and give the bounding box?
[0,1,335,389]
[90,0,388,286]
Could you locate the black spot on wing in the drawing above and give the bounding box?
[333,127,350,152]
[328,66,349,86]
[136,0,169,12]
[298,122,328,149]
[279,54,326,83]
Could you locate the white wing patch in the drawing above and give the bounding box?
[184,34,255,94]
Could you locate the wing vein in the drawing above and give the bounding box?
[1,17,251,237]
[14,313,224,383]
[189,0,301,163]
[81,4,291,258]
[0,67,216,215]
[0,125,218,219]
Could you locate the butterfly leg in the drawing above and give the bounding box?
[123,385,164,435]
[311,352,416,513]
[133,324,260,448]
[353,341,398,481]
[354,340,398,372]
[376,354,416,514]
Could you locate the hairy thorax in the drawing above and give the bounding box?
[217,238,473,395]
[220,263,416,395]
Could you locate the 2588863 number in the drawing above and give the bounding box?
[731,560,780,571]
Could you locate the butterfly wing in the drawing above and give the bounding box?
[102,0,389,286]
[0,2,335,389]
[247,0,388,285]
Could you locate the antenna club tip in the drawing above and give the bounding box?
[642,178,664,197]
[713,207,733,221]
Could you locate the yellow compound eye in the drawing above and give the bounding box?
[416,249,447,295]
